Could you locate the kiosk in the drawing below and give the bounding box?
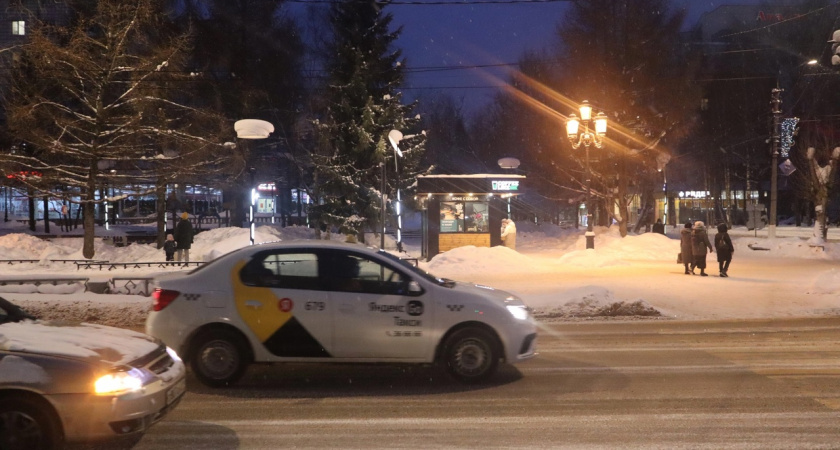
[416,174,525,260]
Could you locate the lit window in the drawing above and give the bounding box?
[12,21,25,36]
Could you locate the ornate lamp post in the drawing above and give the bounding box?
[566,100,607,250]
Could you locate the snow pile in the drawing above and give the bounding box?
[1,221,840,325]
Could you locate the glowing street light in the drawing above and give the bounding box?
[566,100,607,250]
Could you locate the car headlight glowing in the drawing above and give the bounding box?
[94,369,144,395]
[506,305,529,320]
[166,346,182,362]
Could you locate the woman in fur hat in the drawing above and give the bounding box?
[690,221,714,276]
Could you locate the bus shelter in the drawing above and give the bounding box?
[416,174,525,260]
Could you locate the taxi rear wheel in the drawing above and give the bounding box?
[190,329,250,387]
[0,396,62,450]
[441,328,499,383]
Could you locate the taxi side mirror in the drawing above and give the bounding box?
[407,281,422,295]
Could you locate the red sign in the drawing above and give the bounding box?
[278,298,293,312]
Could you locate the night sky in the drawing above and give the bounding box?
[383,0,767,114]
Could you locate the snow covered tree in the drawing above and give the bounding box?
[805,146,839,244]
[310,0,424,242]
[0,0,233,258]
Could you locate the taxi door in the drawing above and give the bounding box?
[232,250,333,359]
[325,251,432,360]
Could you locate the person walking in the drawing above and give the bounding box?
[501,218,517,250]
[174,212,194,263]
[163,233,177,264]
[714,223,735,277]
[691,221,714,276]
[679,221,694,274]
[60,203,69,232]
[652,218,665,235]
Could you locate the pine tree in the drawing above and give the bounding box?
[310,0,424,243]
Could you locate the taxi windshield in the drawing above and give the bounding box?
[377,251,455,288]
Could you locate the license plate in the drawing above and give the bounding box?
[166,378,186,405]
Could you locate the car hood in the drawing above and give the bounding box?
[0,321,161,367]
[450,281,526,306]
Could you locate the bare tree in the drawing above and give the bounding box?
[0,0,235,257]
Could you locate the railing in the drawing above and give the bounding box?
[76,261,206,271]
[0,277,90,292]
[1,259,108,265]
[109,277,154,296]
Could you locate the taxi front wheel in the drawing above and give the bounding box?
[190,329,250,387]
[441,328,499,383]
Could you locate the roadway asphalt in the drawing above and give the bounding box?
[121,317,840,449]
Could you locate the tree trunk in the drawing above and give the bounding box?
[43,196,50,234]
[83,161,98,259]
[83,201,95,258]
[617,171,629,237]
[156,179,167,248]
[27,191,35,232]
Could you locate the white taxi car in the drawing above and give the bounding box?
[146,241,537,387]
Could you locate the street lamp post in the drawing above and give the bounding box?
[386,129,424,252]
[234,119,274,245]
[566,100,607,250]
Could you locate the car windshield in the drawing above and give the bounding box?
[377,251,456,288]
[0,297,36,325]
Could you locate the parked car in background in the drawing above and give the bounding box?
[146,241,537,387]
[0,297,186,450]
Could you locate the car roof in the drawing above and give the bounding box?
[239,240,384,256]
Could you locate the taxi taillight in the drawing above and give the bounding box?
[153,288,180,311]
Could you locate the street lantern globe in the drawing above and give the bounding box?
[234,119,274,139]
[388,129,404,157]
[566,114,580,139]
[594,112,608,136]
[579,100,592,121]
[498,157,520,170]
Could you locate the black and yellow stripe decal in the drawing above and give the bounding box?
[231,260,330,357]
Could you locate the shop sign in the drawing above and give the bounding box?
[678,191,710,199]
[491,180,519,191]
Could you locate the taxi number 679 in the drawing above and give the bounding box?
[305,301,325,311]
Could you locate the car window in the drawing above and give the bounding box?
[323,252,407,295]
[240,252,321,290]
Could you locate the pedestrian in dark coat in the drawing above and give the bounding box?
[174,212,194,263]
[714,223,734,277]
[690,221,714,276]
[652,219,665,235]
[679,221,694,274]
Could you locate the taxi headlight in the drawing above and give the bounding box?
[166,346,182,362]
[94,369,144,395]
[506,305,529,321]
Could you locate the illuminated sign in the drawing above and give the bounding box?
[491,180,519,191]
[257,183,275,191]
[679,191,711,199]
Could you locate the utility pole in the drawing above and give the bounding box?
[769,87,782,239]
